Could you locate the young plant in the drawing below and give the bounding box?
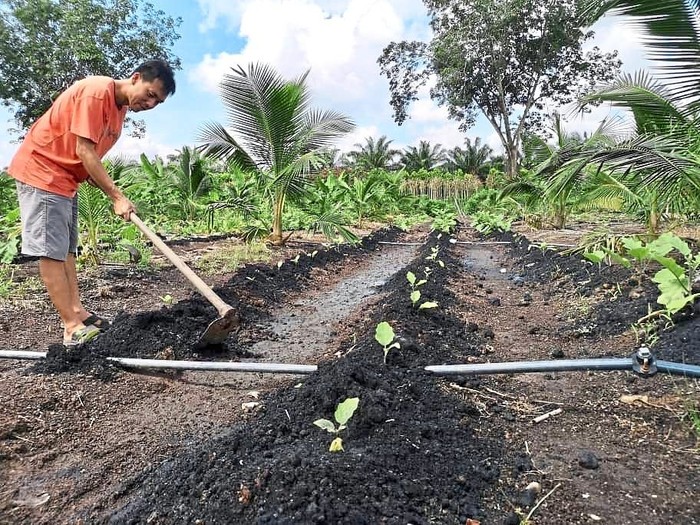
[375,321,400,364]
[313,397,359,452]
[407,271,427,307]
[425,246,445,267]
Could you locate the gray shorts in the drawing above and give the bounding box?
[15,181,79,261]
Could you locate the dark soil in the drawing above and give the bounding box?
[1,222,698,525]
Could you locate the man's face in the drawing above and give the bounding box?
[129,73,168,112]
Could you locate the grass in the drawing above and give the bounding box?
[195,241,271,275]
[0,264,43,301]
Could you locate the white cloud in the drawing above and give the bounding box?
[191,0,423,104]
[108,133,179,163]
[334,124,381,152]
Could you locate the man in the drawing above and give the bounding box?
[8,60,176,348]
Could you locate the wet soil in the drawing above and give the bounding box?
[0,222,698,524]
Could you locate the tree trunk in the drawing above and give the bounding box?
[270,191,286,245]
[505,143,519,180]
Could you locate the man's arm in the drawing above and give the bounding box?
[75,136,135,220]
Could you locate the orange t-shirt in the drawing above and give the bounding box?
[8,76,128,198]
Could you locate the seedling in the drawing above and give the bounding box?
[313,397,359,452]
[407,271,427,291]
[159,294,174,305]
[277,260,284,270]
[375,321,400,364]
[291,254,301,265]
[425,246,444,267]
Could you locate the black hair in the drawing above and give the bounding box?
[133,60,176,96]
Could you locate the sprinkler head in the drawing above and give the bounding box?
[632,347,657,376]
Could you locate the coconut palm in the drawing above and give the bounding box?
[198,63,355,245]
[501,116,620,228]
[399,140,445,172]
[346,135,400,171]
[572,0,700,209]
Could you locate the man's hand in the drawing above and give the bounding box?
[113,195,136,221]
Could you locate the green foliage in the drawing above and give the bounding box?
[77,182,111,265]
[313,397,359,452]
[431,211,457,233]
[0,0,182,133]
[198,63,355,244]
[378,0,620,177]
[587,233,700,318]
[375,321,400,364]
[399,140,446,172]
[471,210,513,235]
[346,135,400,171]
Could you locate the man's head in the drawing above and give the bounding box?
[126,59,176,112]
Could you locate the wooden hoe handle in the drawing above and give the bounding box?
[129,213,233,316]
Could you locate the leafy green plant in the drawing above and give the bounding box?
[431,211,458,233]
[407,271,427,307]
[471,210,513,234]
[313,397,359,452]
[587,233,700,319]
[425,246,445,268]
[375,321,400,364]
[77,182,112,265]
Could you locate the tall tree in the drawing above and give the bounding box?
[346,135,400,171]
[378,0,621,179]
[0,0,182,133]
[198,63,355,245]
[399,140,445,172]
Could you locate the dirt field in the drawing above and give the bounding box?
[1,222,698,524]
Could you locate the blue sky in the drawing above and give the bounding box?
[0,0,651,168]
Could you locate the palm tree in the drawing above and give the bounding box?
[399,140,445,172]
[501,116,619,228]
[570,0,700,211]
[445,138,493,180]
[346,135,400,171]
[198,63,355,245]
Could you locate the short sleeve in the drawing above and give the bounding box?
[69,90,107,144]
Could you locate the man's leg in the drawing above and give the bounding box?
[64,253,91,323]
[39,256,88,340]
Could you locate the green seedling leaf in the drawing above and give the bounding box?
[407,271,416,285]
[334,397,359,426]
[313,419,337,433]
[159,294,173,305]
[438,260,445,268]
[649,232,690,258]
[622,237,648,260]
[584,250,605,264]
[277,260,284,269]
[292,254,300,264]
[419,301,439,309]
[329,437,344,452]
[410,290,421,305]
[375,321,396,347]
[652,255,686,280]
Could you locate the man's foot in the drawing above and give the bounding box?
[63,324,101,349]
[83,312,111,330]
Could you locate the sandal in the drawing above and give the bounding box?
[64,324,101,348]
[83,312,111,330]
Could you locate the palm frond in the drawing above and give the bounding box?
[581,71,688,132]
[582,0,700,109]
